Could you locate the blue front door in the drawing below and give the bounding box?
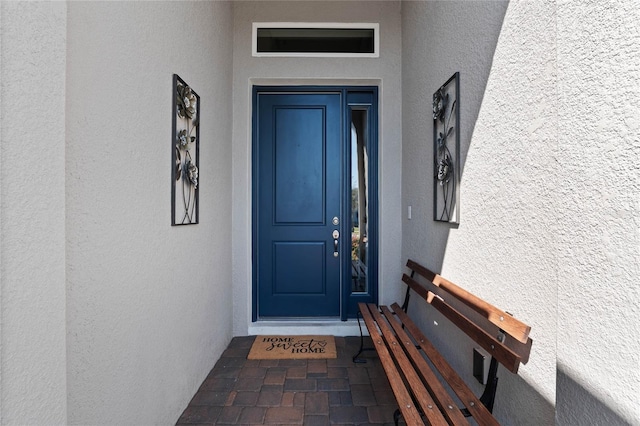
[254,92,342,317]
[253,87,378,320]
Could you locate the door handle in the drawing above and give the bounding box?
[333,230,339,257]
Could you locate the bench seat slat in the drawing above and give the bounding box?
[406,259,531,344]
[379,305,471,426]
[358,303,425,426]
[390,303,501,426]
[367,304,451,426]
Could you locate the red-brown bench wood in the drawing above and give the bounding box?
[354,259,533,426]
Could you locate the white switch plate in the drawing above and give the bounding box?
[408,205,412,220]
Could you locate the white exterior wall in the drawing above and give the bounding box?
[0,2,68,424]
[65,2,233,424]
[403,1,639,425]
[231,1,403,335]
[402,1,557,424]
[556,0,640,424]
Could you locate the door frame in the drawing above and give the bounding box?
[251,85,379,321]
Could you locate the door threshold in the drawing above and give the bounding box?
[248,319,366,337]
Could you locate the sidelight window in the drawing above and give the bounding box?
[350,109,369,293]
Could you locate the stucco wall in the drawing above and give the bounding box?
[66,2,233,424]
[231,1,403,334]
[556,0,640,424]
[403,1,640,425]
[402,1,557,424]
[0,2,68,424]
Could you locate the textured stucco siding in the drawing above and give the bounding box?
[65,2,234,424]
[231,1,404,335]
[402,1,557,424]
[403,0,639,425]
[0,2,68,424]
[556,0,640,424]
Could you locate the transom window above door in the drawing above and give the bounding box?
[252,23,379,58]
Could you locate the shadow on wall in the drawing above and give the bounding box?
[497,366,556,426]
[556,367,633,426]
[402,2,560,423]
[403,0,509,268]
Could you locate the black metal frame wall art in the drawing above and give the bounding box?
[433,72,460,224]
[172,74,200,225]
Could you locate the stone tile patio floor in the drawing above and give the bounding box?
[176,336,402,425]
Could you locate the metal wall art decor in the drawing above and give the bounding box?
[172,74,200,225]
[433,72,460,224]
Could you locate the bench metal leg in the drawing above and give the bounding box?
[393,408,402,426]
[462,356,500,417]
[478,356,499,413]
[352,310,374,363]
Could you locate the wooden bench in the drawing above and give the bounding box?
[353,259,533,426]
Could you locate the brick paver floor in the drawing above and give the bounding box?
[176,336,400,425]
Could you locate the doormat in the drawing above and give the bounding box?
[248,335,337,360]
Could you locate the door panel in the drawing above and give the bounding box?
[255,93,342,318]
[274,107,325,224]
[273,242,325,294]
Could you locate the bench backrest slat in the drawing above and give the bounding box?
[404,272,523,372]
[402,274,533,364]
[406,259,531,344]
[404,260,533,374]
[507,333,533,365]
[426,291,522,374]
[402,273,429,299]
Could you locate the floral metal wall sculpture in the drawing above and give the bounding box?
[172,74,199,225]
[433,72,460,224]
